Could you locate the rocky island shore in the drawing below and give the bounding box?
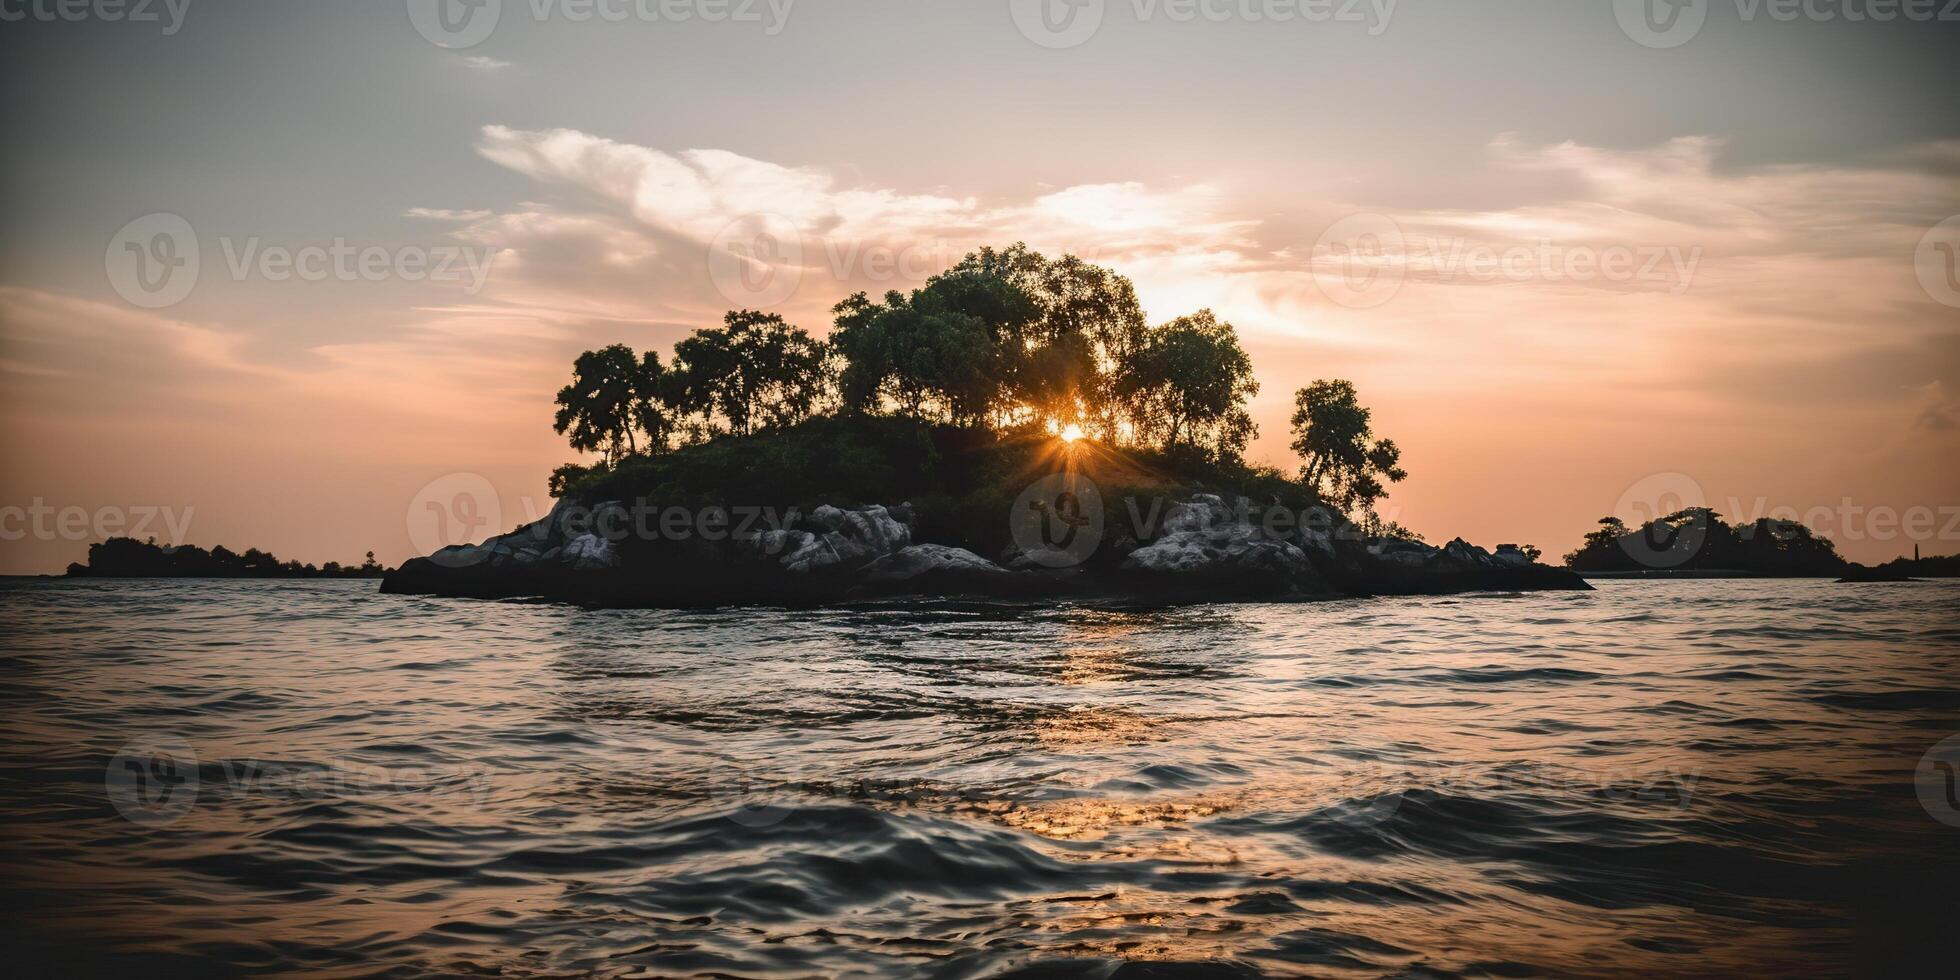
[383,491,1588,608]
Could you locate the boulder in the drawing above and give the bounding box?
[1121,495,1328,595]
[763,505,913,573]
[862,544,1004,583]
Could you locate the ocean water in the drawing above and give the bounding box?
[1,578,1956,978]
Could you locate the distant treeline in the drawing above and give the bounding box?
[1563,507,1956,577]
[65,537,390,579]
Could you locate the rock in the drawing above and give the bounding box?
[564,532,616,570]
[1438,537,1493,568]
[1366,538,1439,567]
[1121,495,1327,595]
[1337,534,1589,595]
[862,544,1004,583]
[758,505,913,574]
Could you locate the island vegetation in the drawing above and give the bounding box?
[66,537,390,579]
[544,243,1408,539]
[385,243,1596,606]
[1562,507,1850,577]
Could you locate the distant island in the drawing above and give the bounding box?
[386,244,1587,607]
[66,537,390,579]
[1563,508,1850,577]
[1562,508,1956,581]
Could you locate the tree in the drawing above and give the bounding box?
[937,244,1148,435]
[632,349,678,451]
[669,311,830,438]
[554,344,644,464]
[831,286,1014,425]
[1289,379,1406,513]
[1116,310,1258,459]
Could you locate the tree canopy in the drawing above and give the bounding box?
[1289,379,1407,516]
[548,245,1387,512]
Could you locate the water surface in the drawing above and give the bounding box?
[2,579,1956,977]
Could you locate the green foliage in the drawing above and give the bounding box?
[949,245,1149,434]
[831,288,1005,424]
[669,310,830,439]
[543,246,1416,551]
[1117,310,1258,460]
[1289,379,1407,516]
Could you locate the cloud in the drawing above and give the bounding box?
[405,207,494,221]
[459,55,511,71]
[8,128,1954,569]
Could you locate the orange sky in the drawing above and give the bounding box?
[4,126,1956,572]
[2,7,1957,573]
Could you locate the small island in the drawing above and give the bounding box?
[385,244,1588,607]
[66,537,391,579]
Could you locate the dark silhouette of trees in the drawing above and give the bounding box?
[66,538,390,578]
[554,344,646,465]
[1289,380,1406,516]
[1562,509,1848,574]
[548,246,1389,503]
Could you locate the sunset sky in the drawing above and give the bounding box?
[2,1,1957,572]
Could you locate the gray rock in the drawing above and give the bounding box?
[770,504,913,574]
[1125,495,1312,581]
[1491,544,1532,567]
[862,544,1004,582]
[564,532,616,570]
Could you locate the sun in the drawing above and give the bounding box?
[1059,423,1085,444]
